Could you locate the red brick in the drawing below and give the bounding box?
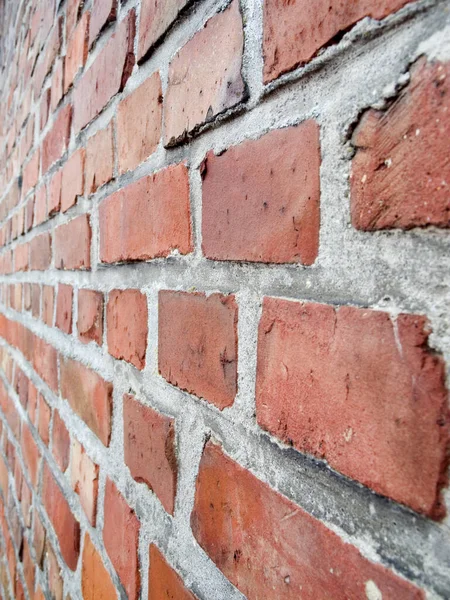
[99,164,192,263]
[138,0,189,60]
[33,510,46,568]
[42,285,54,327]
[60,357,113,446]
[77,289,103,344]
[51,58,64,112]
[33,337,58,392]
[30,233,51,270]
[73,11,135,132]
[0,455,9,500]
[40,88,51,132]
[159,291,238,409]
[42,104,72,173]
[149,544,196,600]
[192,440,425,600]
[38,396,51,446]
[52,410,70,472]
[89,0,117,47]
[351,58,450,230]
[54,213,91,270]
[22,538,34,597]
[22,148,40,196]
[256,298,449,518]
[117,73,162,173]
[48,169,62,216]
[106,289,148,369]
[103,478,140,600]
[85,123,114,193]
[71,439,99,525]
[15,243,29,272]
[21,424,40,488]
[123,394,177,514]
[66,0,82,39]
[25,198,35,232]
[47,541,64,600]
[81,532,117,600]
[56,284,73,334]
[34,184,48,226]
[263,0,414,83]
[42,463,80,571]
[64,11,90,92]
[61,148,85,212]
[32,284,41,318]
[164,1,245,146]
[202,122,320,265]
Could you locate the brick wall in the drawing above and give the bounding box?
[0,0,449,598]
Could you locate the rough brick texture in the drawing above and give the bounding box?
[351,58,450,230]
[263,0,414,82]
[123,393,178,514]
[99,164,192,263]
[164,0,245,146]
[0,0,449,598]
[202,122,321,264]
[159,291,238,409]
[192,441,425,600]
[256,297,449,517]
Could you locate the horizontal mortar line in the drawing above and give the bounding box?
[0,307,448,596]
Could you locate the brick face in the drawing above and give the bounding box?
[117,72,162,173]
[263,0,414,82]
[192,441,425,600]
[99,164,192,263]
[202,122,321,265]
[159,291,238,409]
[123,393,178,514]
[0,0,448,598]
[106,289,148,369]
[256,298,449,517]
[164,0,245,146]
[351,58,450,230]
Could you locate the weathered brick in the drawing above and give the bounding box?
[42,463,80,571]
[52,410,70,472]
[60,357,112,445]
[55,284,73,334]
[15,243,29,272]
[51,58,64,111]
[159,291,238,409]
[256,298,450,517]
[263,0,414,82]
[71,439,98,525]
[77,289,103,345]
[22,148,40,196]
[73,11,135,132]
[30,233,51,270]
[123,394,177,514]
[138,0,189,60]
[149,544,197,600]
[117,72,162,173]
[34,336,58,392]
[21,423,40,488]
[192,441,425,599]
[33,510,46,568]
[66,0,83,39]
[54,213,91,270]
[48,168,62,216]
[64,11,90,92]
[99,164,192,263]
[202,122,320,265]
[42,104,72,173]
[103,478,140,600]
[85,123,114,193]
[351,58,450,230]
[164,1,245,146]
[81,533,117,600]
[31,284,41,318]
[42,285,54,327]
[38,395,51,446]
[106,289,148,369]
[34,184,47,226]
[46,541,64,600]
[61,148,85,212]
[22,538,34,597]
[89,0,117,47]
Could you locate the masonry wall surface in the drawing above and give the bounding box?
[0,0,449,598]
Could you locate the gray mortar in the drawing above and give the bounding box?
[0,0,449,598]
